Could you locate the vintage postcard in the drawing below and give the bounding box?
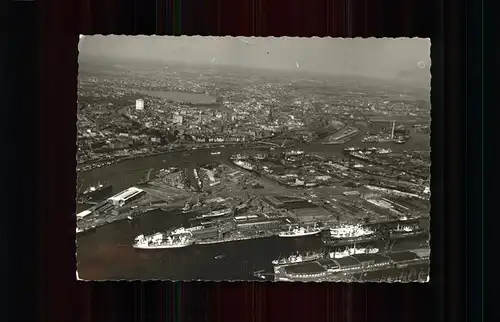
[76,36,431,282]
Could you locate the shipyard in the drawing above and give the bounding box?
[76,36,430,281]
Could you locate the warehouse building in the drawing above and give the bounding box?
[107,187,145,207]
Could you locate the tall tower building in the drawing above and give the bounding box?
[136,99,144,110]
[268,106,274,122]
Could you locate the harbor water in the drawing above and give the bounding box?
[76,139,428,280]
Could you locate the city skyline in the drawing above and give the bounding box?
[79,36,431,81]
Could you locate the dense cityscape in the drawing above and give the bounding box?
[76,37,431,282]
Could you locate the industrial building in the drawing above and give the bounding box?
[191,226,218,239]
[274,249,430,281]
[234,214,259,221]
[366,198,393,209]
[107,187,145,206]
[93,201,114,213]
[235,218,281,230]
[282,262,329,278]
[263,196,285,208]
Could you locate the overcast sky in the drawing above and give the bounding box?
[79,36,430,79]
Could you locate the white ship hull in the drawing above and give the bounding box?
[278,230,321,238]
[285,150,304,156]
[233,160,254,171]
[133,242,194,249]
[330,233,374,239]
[330,248,379,259]
[272,255,322,265]
[133,228,195,249]
[329,225,375,239]
[199,209,232,219]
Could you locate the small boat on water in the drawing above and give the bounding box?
[214,254,226,260]
[253,270,266,279]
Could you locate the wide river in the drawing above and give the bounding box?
[76,134,429,280]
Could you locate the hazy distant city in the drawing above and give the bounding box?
[76,36,431,282]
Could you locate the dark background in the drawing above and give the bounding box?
[2,0,486,321]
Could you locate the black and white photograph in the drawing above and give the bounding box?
[76,36,431,282]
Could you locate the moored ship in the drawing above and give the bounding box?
[389,224,426,239]
[278,225,322,238]
[322,224,378,246]
[232,160,254,171]
[361,136,392,143]
[377,148,392,154]
[195,230,274,245]
[185,225,204,233]
[329,224,375,239]
[80,182,113,201]
[272,251,323,265]
[322,235,379,247]
[329,245,379,259]
[284,150,305,156]
[181,203,191,213]
[195,208,232,220]
[133,227,195,249]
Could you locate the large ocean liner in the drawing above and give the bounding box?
[133,227,195,249]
